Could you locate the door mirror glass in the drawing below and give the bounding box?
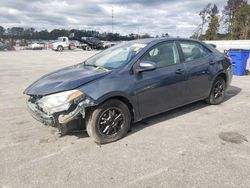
[137,61,156,73]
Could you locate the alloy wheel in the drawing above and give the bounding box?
[213,80,225,99]
[98,108,124,136]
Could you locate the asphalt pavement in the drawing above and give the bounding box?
[0,50,250,188]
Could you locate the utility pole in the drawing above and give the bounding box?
[111,4,114,33]
[137,26,140,39]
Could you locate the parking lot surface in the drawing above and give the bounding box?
[0,50,250,188]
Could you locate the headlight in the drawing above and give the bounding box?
[38,90,84,114]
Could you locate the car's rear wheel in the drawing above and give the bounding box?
[206,76,226,105]
[86,99,131,144]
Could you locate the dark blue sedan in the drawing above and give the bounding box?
[24,38,232,144]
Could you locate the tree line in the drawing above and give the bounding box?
[192,0,250,40]
[0,26,151,42]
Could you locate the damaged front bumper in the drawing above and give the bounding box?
[26,95,96,132]
[27,101,55,126]
[58,99,93,124]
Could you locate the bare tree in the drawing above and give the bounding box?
[199,3,212,36]
[205,4,220,40]
[198,4,219,39]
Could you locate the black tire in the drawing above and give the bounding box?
[86,46,92,51]
[86,99,131,144]
[57,46,63,52]
[206,76,226,105]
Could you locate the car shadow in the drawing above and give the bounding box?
[128,85,241,136]
[67,85,241,139]
[129,101,208,136]
[65,130,89,138]
[224,85,242,102]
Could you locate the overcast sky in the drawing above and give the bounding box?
[0,0,234,37]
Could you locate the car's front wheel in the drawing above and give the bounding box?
[206,76,226,105]
[86,99,131,144]
[57,46,63,52]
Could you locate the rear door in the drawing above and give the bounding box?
[177,40,213,102]
[134,41,187,118]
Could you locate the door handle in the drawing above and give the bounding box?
[209,61,215,65]
[175,69,184,74]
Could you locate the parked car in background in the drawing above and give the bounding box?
[24,38,232,144]
[68,33,105,50]
[0,43,12,51]
[103,41,117,48]
[82,37,104,50]
[31,42,45,50]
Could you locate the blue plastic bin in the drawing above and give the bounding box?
[227,49,250,76]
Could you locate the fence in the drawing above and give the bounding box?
[203,40,250,53]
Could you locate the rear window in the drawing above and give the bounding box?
[180,41,211,61]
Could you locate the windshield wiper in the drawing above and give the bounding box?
[84,64,109,71]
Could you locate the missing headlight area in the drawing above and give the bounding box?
[27,96,55,126]
[26,94,96,134]
[58,97,96,125]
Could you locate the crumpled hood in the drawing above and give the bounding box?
[24,64,111,96]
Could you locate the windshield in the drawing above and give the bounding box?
[84,42,147,69]
[58,37,66,42]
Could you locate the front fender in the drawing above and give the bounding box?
[95,92,141,123]
[78,71,142,122]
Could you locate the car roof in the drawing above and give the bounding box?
[129,38,202,45]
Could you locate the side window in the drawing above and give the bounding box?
[180,41,211,61]
[141,42,180,68]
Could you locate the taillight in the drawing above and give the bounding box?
[226,56,232,64]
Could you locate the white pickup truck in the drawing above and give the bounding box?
[49,37,76,52]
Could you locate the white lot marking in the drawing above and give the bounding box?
[118,167,169,188]
[15,145,72,171]
[14,138,88,171]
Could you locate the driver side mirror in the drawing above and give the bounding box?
[136,61,157,73]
